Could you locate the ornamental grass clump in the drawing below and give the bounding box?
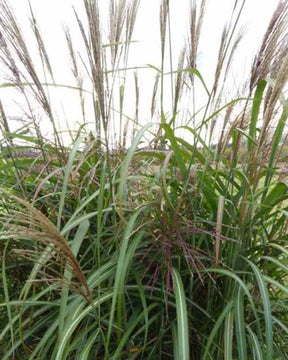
[0,0,288,359]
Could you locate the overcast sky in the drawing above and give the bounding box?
[5,0,278,80]
[0,0,281,144]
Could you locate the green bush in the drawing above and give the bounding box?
[1,1,288,359]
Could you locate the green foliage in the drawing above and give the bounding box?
[0,0,288,359]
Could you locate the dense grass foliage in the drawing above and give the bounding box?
[1,0,288,359]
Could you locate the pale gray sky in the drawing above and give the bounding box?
[0,0,281,145]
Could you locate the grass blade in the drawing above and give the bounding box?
[106,209,144,355]
[249,80,267,153]
[57,136,83,229]
[172,268,190,360]
[55,293,113,360]
[235,286,247,360]
[2,241,15,356]
[203,301,234,360]
[215,195,225,265]
[224,309,234,360]
[263,99,288,198]
[245,259,273,360]
[247,326,264,360]
[162,123,188,178]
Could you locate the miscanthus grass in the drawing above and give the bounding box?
[0,0,288,359]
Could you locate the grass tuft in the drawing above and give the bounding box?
[0,0,288,359]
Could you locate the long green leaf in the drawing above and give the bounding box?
[247,326,264,360]
[202,269,255,310]
[111,303,158,360]
[224,309,234,360]
[79,330,100,360]
[162,123,188,178]
[249,80,267,153]
[58,220,90,344]
[2,241,14,355]
[167,68,210,96]
[245,259,273,360]
[55,293,113,360]
[254,182,288,223]
[172,268,190,360]
[172,323,180,360]
[117,123,153,211]
[106,210,144,354]
[235,286,247,360]
[263,99,288,197]
[203,301,234,360]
